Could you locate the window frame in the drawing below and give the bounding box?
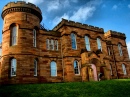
[85,36,91,51]
[11,58,17,77]
[50,61,57,77]
[74,60,80,75]
[71,33,77,50]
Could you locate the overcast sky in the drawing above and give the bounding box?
[0,0,130,56]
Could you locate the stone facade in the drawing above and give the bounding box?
[0,1,130,84]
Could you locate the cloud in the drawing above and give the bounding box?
[52,0,99,26]
[25,0,44,5]
[47,0,79,12]
[112,5,118,10]
[70,6,95,21]
[128,4,130,8]
[127,41,130,58]
[47,0,60,12]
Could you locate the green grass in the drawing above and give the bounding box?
[1,79,130,97]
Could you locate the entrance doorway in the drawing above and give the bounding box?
[91,64,98,81]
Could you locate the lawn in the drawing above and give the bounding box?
[0,79,130,97]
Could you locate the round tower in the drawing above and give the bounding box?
[1,1,42,84]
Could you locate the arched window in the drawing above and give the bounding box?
[118,43,123,56]
[74,60,80,75]
[85,36,91,51]
[33,29,37,47]
[11,58,17,76]
[71,33,77,50]
[97,38,102,51]
[122,64,127,75]
[110,64,113,75]
[50,61,57,76]
[34,59,37,76]
[11,25,17,46]
[46,39,50,50]
[55,40,58,50]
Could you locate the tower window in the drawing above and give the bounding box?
[33,29,37,47]
[71,33,77,50]
[11,58,17,76]
[11,25,17,46]
[85,36,91,51]
[97,38,102,51]
[34,59,37,76]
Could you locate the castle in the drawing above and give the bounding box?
[0,1,130,84]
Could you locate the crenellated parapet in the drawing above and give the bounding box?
[1,1,42,21]
[105,30,126,39]
[53,19,104,33]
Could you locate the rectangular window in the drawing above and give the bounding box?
[34,60,37,76]
[33,29,36,47]
[55,40,58,51]
[46,39,50,50]
[11,59,16,76]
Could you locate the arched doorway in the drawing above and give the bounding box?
[91,64,98,81]
[88,58,100,81]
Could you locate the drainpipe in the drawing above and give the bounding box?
[111,44,119,79]
[60,37,64,82]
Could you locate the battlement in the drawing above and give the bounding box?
[2,1,42,21]
[3,1,41,14]
[53,18,104,33]
[105,30,126,39]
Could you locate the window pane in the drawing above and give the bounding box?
[51,61,57,76]
[11,59,16,76]
[85,36,91,51]
[74,60,79,74]
[71,33,77,50]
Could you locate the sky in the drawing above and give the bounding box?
[0,0,130,56]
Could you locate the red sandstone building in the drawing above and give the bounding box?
[0,1,130,84]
